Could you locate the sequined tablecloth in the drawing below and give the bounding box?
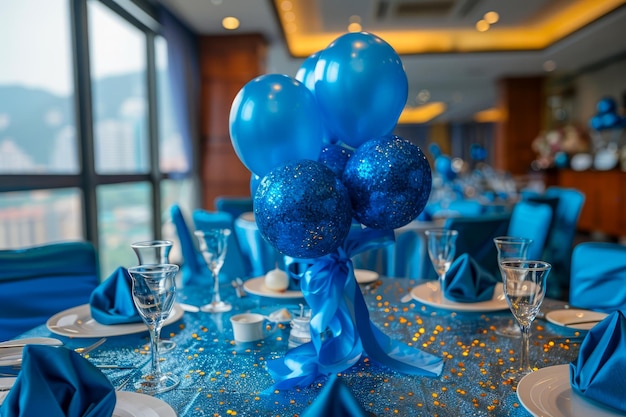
[21,278,584,416]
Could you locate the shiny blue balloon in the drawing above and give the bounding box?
[254,160,352,258]
[596,97,617,114]
[250,174,262,197]
[602,112,621,129]
[296,52,334,144]
[318,144,353,178]
[342,136,432,230]
[435,155,456,181]
[315,32,408,148]
[229,74,325,177]
[590,114,604,131]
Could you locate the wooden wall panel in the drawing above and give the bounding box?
[198,34,267,210]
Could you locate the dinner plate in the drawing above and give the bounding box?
[355,269,379,284]
[517,364,626,417]
[243,276,303,299]
[545,309,608,330]
[410,281,509,312]
[0,383,175,416]
[114,391,176,417]
[46,303,184,338]
[0,347,24,367]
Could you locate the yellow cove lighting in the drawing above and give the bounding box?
[398,102,447,124]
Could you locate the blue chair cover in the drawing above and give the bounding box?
[170,204,213,286]
[444,212,512,279]
[193,209,250,281]
[507,200,553,260]
[390,224,430,279]
[0,241,100,341]
[570,242,626,313]
[543,187,585,300]
[214,196,253,221]
[234,212,282,277]
[425,199,484,219]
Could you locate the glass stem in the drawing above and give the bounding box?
[519,323,531,372]
[438,272,446,300]
[149,323,162,375]
[212,270,221,304]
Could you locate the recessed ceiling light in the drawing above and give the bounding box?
[484,11,499,24]
[347,22,362,32]
[280,0,292,11]
[222,16,240,30]
[475,19,490,32]
[543,60,557,72]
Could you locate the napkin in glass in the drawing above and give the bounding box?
[89,266,142,325]
[443,253,498,303]
[569,310,626,412]
[0,345,116,417]
[301,375,369,417]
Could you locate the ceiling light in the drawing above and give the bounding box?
[348,22,362,32]
[475,20,490,32]
[417,89,430,103]
[222,16,240,30]
[484,11,499,24]
[474,108,506,123]
[543,60,557,72]
[283,11,295,22]
[398,102,446,124]
[280,0,292,11]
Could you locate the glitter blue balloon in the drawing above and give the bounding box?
[343,136,432,230]
[254,160,352,258]
[318,144,353,178]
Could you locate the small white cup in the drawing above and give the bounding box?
[230,313,274,343]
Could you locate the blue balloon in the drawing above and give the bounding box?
[342,136,432,230]
[250,174,262,197]
[318,144,353,178]
[314,32,408,148]
[254,160,352,258]
[435,155,456,181]
[296,52,334,144]
[602,112,621,129]
[596,97,617,114]
[229,74,325,177]
[590,114,604,131]
[428,143,442,159]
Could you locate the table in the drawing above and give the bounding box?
[19,277,583,416]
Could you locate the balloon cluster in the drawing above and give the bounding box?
[589,96,625,131]
[229,32,432,259]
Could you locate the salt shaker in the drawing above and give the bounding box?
[288,304,311,348]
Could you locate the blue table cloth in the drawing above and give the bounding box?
[15,278,583,416]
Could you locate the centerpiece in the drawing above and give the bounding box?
[228,32,444,389]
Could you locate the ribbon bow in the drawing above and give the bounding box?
[266,226,444,390]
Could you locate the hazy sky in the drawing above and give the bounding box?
[0,0,148,96]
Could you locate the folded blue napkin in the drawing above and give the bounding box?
[0,345,116,417]
[301,375,369,417]
[443,254,498,303]
[570,310,626,412]
[89,266,142,325]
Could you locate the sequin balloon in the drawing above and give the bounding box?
[254,160,352,258]
[343,136,432,230]
[318,144,353,178]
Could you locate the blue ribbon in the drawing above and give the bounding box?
[266,227,444,389]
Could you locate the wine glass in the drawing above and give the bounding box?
[500,260,551,385]
[424,229,458,301]
[194,229,232,313]
[493,236,533,338]
[131,240,177,353]
[127,263,180,395]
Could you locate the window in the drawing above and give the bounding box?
[0,0,194,278]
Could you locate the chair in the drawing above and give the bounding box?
[193,209,250,281]
[0,241,100,341]
[214,196,254,221]
[444,212,512,279]
[234,212,282,277]
[570,242,626,313]
[507,200,553,260]
[542,187,585,300]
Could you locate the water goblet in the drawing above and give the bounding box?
[131,240,177,353]
[424,229,458,301]
[194,229,232,313]
[493,236,533,338]
[127,263,180,395]
[500,260,551,385]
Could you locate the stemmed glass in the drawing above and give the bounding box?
[127,263,180,395]
[194,229,232,313]
[131,240,177,353]
[424,229,458,301]
[500,260,551,385]
[493,236,533,338]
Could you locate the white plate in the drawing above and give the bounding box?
[0,348,24,367]
[410,281,509,312]
[545,309,608,330]
[0,382,175,416]
[46,303,184,338]
[355,269,379,284]
[114,391,176,417]
[517,364,626,417]
[243,276,303,299]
